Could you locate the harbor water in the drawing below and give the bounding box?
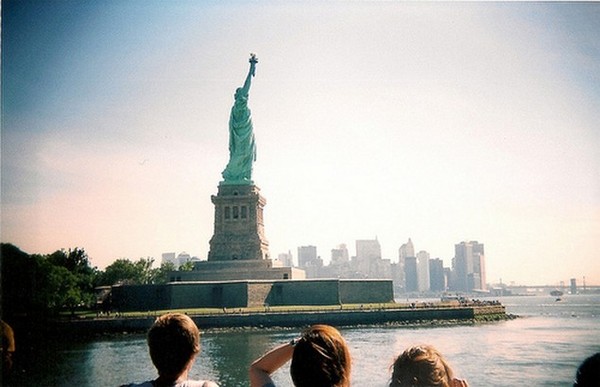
[4,294,599,386]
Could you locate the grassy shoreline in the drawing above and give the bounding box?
[45,302,509,336]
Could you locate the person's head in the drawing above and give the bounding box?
[390,345,454,387]
[574,352,600,386]
[147,313,201,380]
[290,324,351,387]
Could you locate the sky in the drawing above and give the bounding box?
[2,1,599,286]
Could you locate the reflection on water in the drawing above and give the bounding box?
[3,295,600,386]
[202,329,297,386]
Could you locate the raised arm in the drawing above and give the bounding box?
[249,340,296,387]
[240,54,258,96]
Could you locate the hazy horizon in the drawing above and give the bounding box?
[2,1,599,286]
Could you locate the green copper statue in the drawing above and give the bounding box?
[221,54,258,185]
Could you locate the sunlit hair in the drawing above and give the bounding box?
[390,345,454,387]
[290,324,351,387]
[147,313,201,378]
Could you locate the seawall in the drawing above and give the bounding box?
[52,304,507,335]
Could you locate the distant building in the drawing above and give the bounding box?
[352,239,390,279]
[162,252,195,268]
[399,238,415,258]
[331,244,350,265]
[429,258,445,292]
[570,278,577,294]
[298,246,318,268]
[416,250,430,292]
[404,256,418,292]
[443,267,452,291]
[177,252,192,267]
[472,252,486,290]
[277,251,294,267]
[162,252,177,266]
[451,241,486,292]
[398,238,415,289]
[355,239,381,276]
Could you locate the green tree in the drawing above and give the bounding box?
[1,244,97,316]
[135,257,157,284]
[43,264,82,312]
[178,260,195,271]
[98,259,139,285]
[46,248,97,309]
[154,261,177,284]
[98,257,160,285]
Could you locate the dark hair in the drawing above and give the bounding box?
[290,324,351,387]
[147,313,201,378]
[390,345,454,387]
[574,353,600,387]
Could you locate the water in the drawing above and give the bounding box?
[4,294,599,386]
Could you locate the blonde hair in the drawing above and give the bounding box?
[390,345,454,387]
[290,324,351,387]
[147,313,201,378]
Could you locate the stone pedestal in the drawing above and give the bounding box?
[208,184,270,261]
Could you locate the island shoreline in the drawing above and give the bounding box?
[45,304,511,336]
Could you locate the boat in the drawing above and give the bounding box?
[440,294,463,303]
[550,290,564,297]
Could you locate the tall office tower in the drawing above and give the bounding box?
[177,252,192,267]
[162,252,177,266]
[277,251,294,267]
[398,238,415,289]
[399,238,415,258]
[452,241,486,292]
[570,278,577,294]
[416,250,430,292]
[429,258,445,292]
[331,244,350,265]
[443,267,452,291]
[473,251,486,290]
[297,245,318,268]
[404,256,418,292]
[356,239,382,277]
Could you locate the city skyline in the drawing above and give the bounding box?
[2,2,599,286]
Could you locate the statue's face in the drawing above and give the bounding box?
[235,88,242,99]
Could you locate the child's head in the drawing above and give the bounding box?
[147,313,201,378]
[290,324,352,387]
[390,345,454,387]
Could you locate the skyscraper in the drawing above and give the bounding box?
[398,238,415,289]
[277,251,294,267]
[416,250,430,292]
[331,244,350,265]
[452,241,486,292]
[297,245,317,268]
[355,239,382,277]
[162,252,177,266]
[429,258,445,292]
[404,256,418,293]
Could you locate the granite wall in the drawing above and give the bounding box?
[111,279,394,311]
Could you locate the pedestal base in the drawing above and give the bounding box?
[208,184,270,261]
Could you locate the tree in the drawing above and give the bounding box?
[1,244,97,316]
[1,244,38,316]
[154,261,177,284]
[135,257,157,284]
[42,264,83,312]
[98,257,160,285]
[178,261,195,271]
[98,259,139,285]
[46,248,97,309]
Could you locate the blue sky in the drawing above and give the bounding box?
[2,1,599,285]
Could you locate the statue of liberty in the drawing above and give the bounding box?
[221,54,258,185]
